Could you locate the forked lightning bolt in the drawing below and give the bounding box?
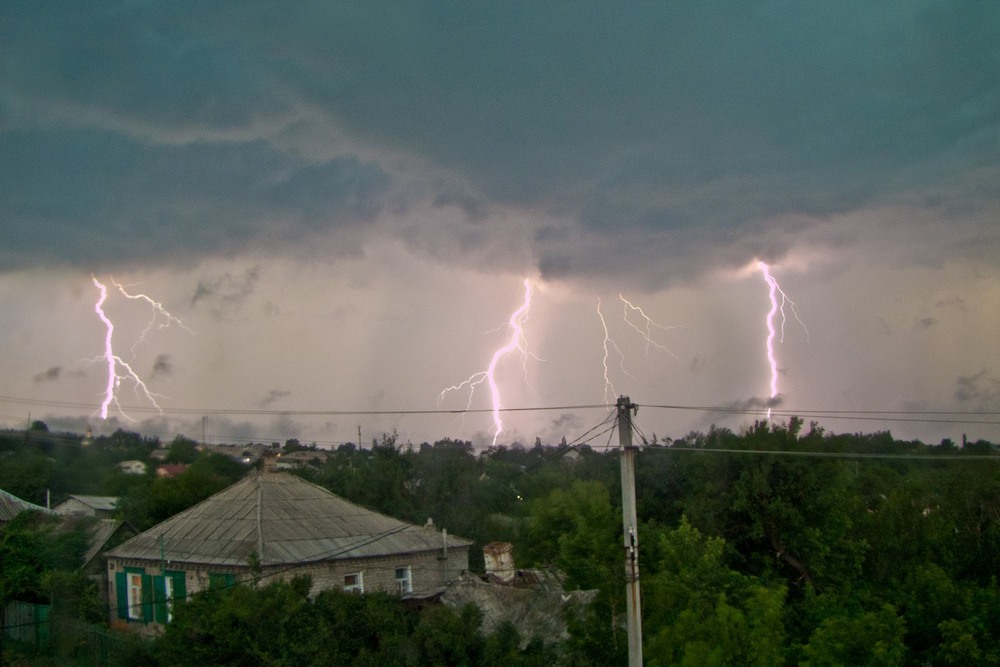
[111,277,192,354]
[92,276,188,420]
[620,294,680,360]
[597,295,678,403]
[440,279,534,445]
[757,261,808,419]
[596,298,632,404]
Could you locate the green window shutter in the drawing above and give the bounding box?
[141,574,154,623]
[209,573,235,590]
[115,572,129,620]
[152,575,167,623]
[170,571,187,604]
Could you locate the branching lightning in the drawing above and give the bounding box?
[596,298,632,404]
[111,277,192,355]
[757,261,808,419]
[440,278,534,445]
[92,276,189,421]
[620,294,680,360]
[596,294,679,404]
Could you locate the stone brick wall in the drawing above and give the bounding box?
[107,545,470,625]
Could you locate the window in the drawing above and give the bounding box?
[115,567,153,623]
[209,572,236,590]
[343,572,364,593]
[128,573,144,620]
[395,566,412,594]
[164,575,174,622]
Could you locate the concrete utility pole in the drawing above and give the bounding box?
[617,396,643,667]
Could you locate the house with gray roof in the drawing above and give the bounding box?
[104,470,472,626]
[53,495,119,518]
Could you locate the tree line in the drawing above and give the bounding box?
[1,419,999,664]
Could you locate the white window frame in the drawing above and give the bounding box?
[164,574,175,623]
[128,573,143,621]
[395,566,412,594]
[343,572,364,593]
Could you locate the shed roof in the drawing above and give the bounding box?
[106,471,471,567]
[56,495,119,513]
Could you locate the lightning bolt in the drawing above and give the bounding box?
[440,278,534,445]
[111,277,192,355]
[620,294,680,360]
[92,276,187,421]
[756,261,808,419]
[596,298,632,404]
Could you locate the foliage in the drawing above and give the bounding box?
[3,422,1000,663]
[0,511,104,632]
[643,517,787,666]
[157,576,548,666]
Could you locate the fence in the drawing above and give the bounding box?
[3,601,152,666]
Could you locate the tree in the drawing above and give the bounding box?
[643,517,787,666]
[165,435,200,464]
[800,604,906,666]
[522,480,619,592]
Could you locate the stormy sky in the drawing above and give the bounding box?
[2,2,999,447]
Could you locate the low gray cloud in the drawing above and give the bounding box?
[32,367,61,383]
[191,268,260,316]
[955,370,1000,411]
[699,395,785,428]
[260,389,291,408]
[150,354,173,379]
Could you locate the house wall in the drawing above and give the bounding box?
[284,547,470,597]
[106,545,470,625]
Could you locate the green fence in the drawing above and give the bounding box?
[3,602,153,666]
[2,600,50,645]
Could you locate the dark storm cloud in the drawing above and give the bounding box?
[151,354,173,379]
[191,268,260,315]
[260,389,291,408]
[0,128,391,271]
[33,367,61,383]
[2,1,998,280]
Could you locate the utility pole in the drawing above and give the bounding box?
[617,396,643,666]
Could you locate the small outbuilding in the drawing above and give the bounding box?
[53,495,119,519]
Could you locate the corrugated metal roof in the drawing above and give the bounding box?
[106,471,472,566]
[0,488,52,521]
[58,495,119,512]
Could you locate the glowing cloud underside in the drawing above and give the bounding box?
[440,278,534,445]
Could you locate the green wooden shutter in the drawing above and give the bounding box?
[171,571,187,605]
[141,574,154,623]
[153,571,187,623]
[115,572,128,620]
[209,572,236,590]
[152,575,167,623]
